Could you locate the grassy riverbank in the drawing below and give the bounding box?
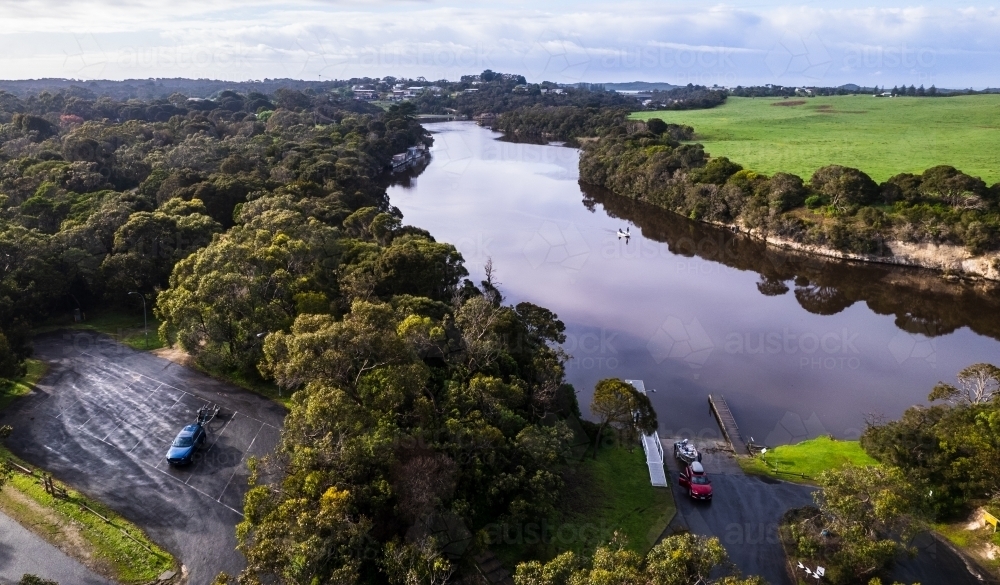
[495,445,675,565]
[578,446,675,553]
[632,94,1000,183]
[738,436,878,482]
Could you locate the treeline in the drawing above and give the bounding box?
[410,71,639,118]
[0,78,358,101]
[582,184,1000,341]
[646,84,727,110]
[493,107,694,146]
[0,87,380,126]
[578,118,1000,256]
[493,107,630,145]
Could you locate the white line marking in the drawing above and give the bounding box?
[78,354,281,430]
[217,421,265,501]
[101,421,122,442]
[137,458,244,516]
[204,412,237,454]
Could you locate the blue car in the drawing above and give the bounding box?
[166,423,206,465]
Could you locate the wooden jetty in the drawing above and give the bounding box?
[625,379,668,487]
[708,394,749,455]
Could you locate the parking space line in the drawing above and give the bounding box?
[217,421,264,501]
[77,357,280,432]
[204,412,237,454]
[101,421,123,442]
[136,457,244,517]
[53,399,81,417]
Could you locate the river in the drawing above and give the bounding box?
[387,122,1000,446]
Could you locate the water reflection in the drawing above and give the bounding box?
[582,183,1000,341]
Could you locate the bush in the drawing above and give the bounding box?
[690,156,742,185]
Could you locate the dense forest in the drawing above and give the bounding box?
[0,81,619,584]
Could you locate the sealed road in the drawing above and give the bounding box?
[0,509,110,585]
[665,447,814,585]
[665,444,993,585]
[0,331,286,584]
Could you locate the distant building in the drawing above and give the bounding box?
[393,144,429,170]
[352,88,377,100]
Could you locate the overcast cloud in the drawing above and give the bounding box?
[0,1,997,87]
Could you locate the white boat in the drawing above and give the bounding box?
[673,438,701,463]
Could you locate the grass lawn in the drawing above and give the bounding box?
[0,359,48,411]
[632,94,1000,184]
[495,445,675,566]
[0,447,176,583]
[738,436,878,483]
[576,446,676,553]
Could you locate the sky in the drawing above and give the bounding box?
[0,1,998,88]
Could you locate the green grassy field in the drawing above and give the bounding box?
[632,95,1000,184]
[738,436,878,482]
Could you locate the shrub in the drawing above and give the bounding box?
[810,165,880,209]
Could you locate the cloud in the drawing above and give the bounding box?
[0,1,996,87]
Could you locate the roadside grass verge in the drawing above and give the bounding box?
[0,359,48,411]
[495,444,675,566]
[934,519,1000,578]
[35,308,166,351]
[0,447,176,584]
[737,436,878,483]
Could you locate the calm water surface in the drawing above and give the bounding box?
[387,122,1000,445]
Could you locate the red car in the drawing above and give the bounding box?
[678,461,713,501]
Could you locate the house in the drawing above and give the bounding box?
[463,88,478,93]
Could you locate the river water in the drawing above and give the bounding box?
[387,122,1000,446]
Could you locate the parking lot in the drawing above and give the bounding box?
[0,331,286,583]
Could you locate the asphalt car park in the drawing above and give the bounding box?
[0,331,286,584]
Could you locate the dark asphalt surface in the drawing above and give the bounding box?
[664,444,993,585]
[0,331,286,585]
[665,446,815,585]
[0,509,111,585]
